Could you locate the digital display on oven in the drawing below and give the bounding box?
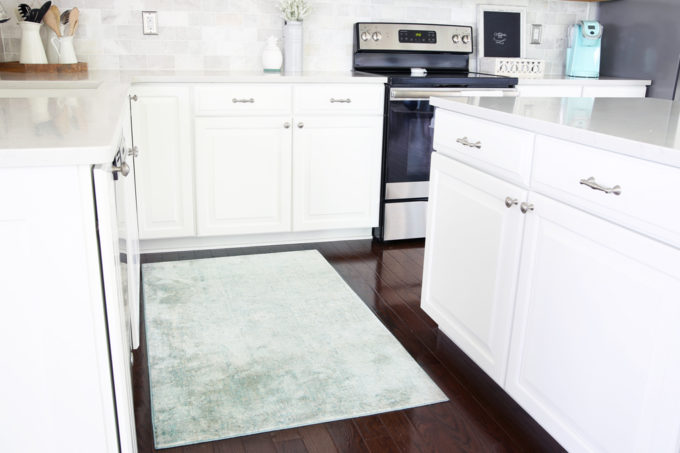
[399,30,436,44]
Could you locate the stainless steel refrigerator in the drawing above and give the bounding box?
[598,0,680,100]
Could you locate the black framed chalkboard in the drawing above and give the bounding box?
[483,11,522,58]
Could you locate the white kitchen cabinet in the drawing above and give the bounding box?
[130,85,195,239]
[195,117,292,236]
[506,192,680,453]
[581,85,647,98]
[421,153,527,384]
[292,116,382,231]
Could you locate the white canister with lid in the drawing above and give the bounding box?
[262,36,283,73]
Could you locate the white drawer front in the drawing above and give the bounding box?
[533,135,680,248]
[195,84,292,116]
[433,109,535,186]
[517,85,582,97]
[293,84,384,115]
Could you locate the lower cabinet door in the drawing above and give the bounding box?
[195,117,292,236]
[506,192,680,453]
[421,153,527,385]
[292,116,382,231]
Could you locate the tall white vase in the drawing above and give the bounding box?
[283,20,303,75]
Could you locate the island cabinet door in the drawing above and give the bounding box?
[506,192,680,453]
[130,86,195,239]
[421,153,528,385]
[194,117,293,236]
[291,116,382,231]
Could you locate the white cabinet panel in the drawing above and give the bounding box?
[507,192,680,453]
[421,153,527,384]
[131,85,195,239]
[434,108,535,186]
[195,117,292,236]
[533,135,680,249]
[293,84,384,115]
[292,116,382,231]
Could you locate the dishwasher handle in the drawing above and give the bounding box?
[390,87,518,100]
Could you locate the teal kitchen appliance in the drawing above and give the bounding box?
[566,20,603,78]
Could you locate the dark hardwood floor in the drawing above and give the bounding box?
[134,239,565,453]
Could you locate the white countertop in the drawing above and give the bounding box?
[0,82,129,167]
[517,76,651,86]
[430,96,680,168]
[0,70,388,168]
[0,70,388,87]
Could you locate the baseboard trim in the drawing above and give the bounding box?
[139,228,373,253]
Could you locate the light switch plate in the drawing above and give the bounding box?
[530,24,542,45]
[142,11,158,35]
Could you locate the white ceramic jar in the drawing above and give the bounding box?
[262,36,283,73]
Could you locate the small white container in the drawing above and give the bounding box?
[50,35,77,64]
[262,36,283,73]
[283,20,303,75]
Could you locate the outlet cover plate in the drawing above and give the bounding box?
[142,11,158,35]
[530,24,542,45]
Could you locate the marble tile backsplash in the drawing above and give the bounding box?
[0,0,596,75]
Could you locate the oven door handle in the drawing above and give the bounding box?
[390,87,518,100]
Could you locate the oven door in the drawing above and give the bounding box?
[384,87,516,201]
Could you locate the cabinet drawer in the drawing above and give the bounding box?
[293,84,384,115]
[532,135,680,248]
[194,84,292,116]
[433,109,535,185]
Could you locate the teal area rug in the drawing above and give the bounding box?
[143,250,447,449]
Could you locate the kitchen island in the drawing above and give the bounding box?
[423,95,680,453]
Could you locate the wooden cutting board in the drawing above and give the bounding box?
[0,61,88,73]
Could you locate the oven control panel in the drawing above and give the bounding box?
[356,23,473,53]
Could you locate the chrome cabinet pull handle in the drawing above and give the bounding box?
[579,177,622,196]
[128,146,139,158]
[456,136,482,149]
[330,98,352,103]
[112,162,130,177]
[297,122,304,129]
[520,202,534,214]
[129,94,138,102]
[505,197,518,208]
[283,122,291,129]
[232,98,255,103]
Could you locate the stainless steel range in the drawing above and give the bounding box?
[353,22,518,241]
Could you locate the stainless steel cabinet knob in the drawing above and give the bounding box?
[129,94,138,102]
[112,162,130,177]
[284,122,291,129]
[505,197,519,208]
[520,202,534,214]
[297,122,304,129]
[128,146,139,158]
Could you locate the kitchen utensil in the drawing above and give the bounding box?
[60,9,70,25]
[43,4,60,37]
[19,21,47,64]
[18,4,31,21]
[34,1,52,23]
[68,8,79,36]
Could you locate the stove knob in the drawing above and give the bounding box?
[372,32,382,41]
[462,35,470,44]
[452,34,460,44]
[361,31,370,41]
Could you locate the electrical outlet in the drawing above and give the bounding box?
[530,24,542,45]
[142,11,158,35]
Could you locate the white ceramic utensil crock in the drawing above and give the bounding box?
[19,21,47,64]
